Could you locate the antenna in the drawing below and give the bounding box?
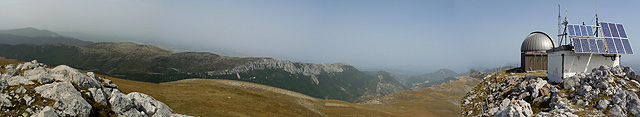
[565,8,569,45]
[558,4,562,43]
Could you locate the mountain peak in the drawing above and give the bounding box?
[0,27,65,37]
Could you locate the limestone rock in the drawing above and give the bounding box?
[35,82,91,117]
[5,64,17,76]
[109,91,135,114]
[121,109,146,117]
[7,76,35,86]
[89,88,108,105]
[24,94,34,105]
[0,93,12,107]
[563,76,580,89]
[597,100,609,109]
[32,106,58,117]
[16,86,27,93]
[127,92,173,116]
[495,99,533,117]
[610,105,626,116]
[23,67,54,84]
[0,77,7,90]
[49,65,102,89]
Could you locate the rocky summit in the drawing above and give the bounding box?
[462,65,640,117]
[0,60,190,117]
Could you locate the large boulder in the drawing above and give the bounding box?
[109,91,135,114]
[495,99,533,117]
[49,65,102,89]
[32,106,58,117]
[563,76,580,89]
[35,82,92,116]
[7,76,35,86]
[127,92,173,117]
[23,67,54,84]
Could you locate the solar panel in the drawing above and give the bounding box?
[622,39,634,54]
[574,25,583,36]
[605,38,617,53]
[610,23,620,37]
[596,39,606,53]
[614,38,625,54]
[587,26,595,37]
[588,39,598,53]
[573,38,583,53]
[601,22,612,37]
[581,26,589,36]
[581,38,591,52]
[568,25,576,36]
[616,24,627,38]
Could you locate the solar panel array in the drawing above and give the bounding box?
[567,24,596,37]
[570,22,633,55]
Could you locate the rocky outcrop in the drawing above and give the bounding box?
[0,60,191,117]
[494,99,533,117]
[207,59,349,85]
[462,65,640,117]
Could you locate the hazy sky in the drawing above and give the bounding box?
[1,0,638,73]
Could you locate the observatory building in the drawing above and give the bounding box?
[546,22,633,83]
[521,32,558,72]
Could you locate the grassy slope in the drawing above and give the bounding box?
[107,75,480,117]
[0,57,477,116]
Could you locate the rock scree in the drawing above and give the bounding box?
[462,65,640,117]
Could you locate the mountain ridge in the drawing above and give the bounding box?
[0,42,406,101]
[0,27,93,46]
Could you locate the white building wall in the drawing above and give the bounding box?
[547,50,620,83]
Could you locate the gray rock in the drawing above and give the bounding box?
[89,88,109,105]
[127,92,173,117]
[17,60,42,70]
[16,86,27,93]
[35,82,91,117]
[488,107,499,115]
[0,77,8,90]
[626,91,640,116]
[26,108,33,114]
[610,105,626,116]
[495,99,533,117]
[31,106,58,117]
[49,65,102,89]
[109,91,135,114]
[0,93,12,107]
[120,109,146,117]
[576,85,592,97]
[597,100,609,109]
[563,76,580,89]
[7,76,35,86]
[23,67,55,84]
[24,94,34,106]
[5,64,17,76]
[534,112,551,117]
[611,66,625,76]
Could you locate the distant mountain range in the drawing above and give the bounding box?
[0,27,93,46]
[404,69,466,89]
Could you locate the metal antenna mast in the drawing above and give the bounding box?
[558,4,562,44]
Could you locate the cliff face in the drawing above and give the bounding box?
[207,59,349,85]
[0,60,190,116]
[462,65,640,117]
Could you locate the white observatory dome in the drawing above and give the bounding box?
[521,32,558,52]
